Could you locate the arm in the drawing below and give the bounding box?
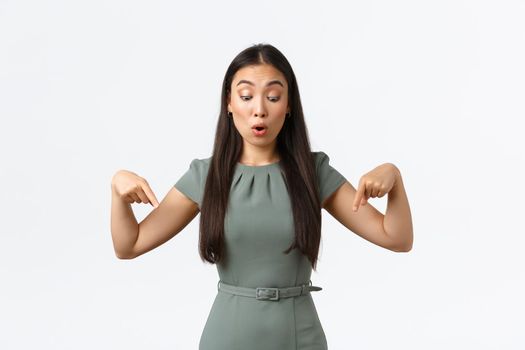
[110,182,200,259]
[110,185,139,258]
[323,164,413,252]
[382,166,413,252]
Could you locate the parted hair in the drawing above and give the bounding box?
[199,43,324,270]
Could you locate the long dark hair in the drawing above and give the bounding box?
[199,43,324,270]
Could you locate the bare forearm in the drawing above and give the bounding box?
[383,165,413,251]
[110,185,139,258]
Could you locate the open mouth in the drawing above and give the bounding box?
[252,126,268,136]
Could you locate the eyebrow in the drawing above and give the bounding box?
[236,79,284,88]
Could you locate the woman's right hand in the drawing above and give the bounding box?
[111,170,159,208]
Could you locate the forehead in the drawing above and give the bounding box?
[232,64,287,88]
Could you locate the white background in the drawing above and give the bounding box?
[1,0,524,349]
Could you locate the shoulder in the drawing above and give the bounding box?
[311,150,329,159]
[189,156,212,164]
[187,156,212,177]
[311,150,345,183]
[311,150,330,169]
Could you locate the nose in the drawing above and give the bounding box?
[253,96,267,117]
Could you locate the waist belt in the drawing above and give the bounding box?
[217,280,322,301]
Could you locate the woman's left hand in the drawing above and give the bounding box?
[353,163,400,212]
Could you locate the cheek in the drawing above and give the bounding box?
[231,116,250,132]
[231,101,250,115]
[273,99,288,113]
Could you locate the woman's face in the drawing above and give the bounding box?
[228,64,290,146]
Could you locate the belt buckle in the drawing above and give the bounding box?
[256,287,280,301]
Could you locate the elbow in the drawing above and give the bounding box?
[391,236,413,253]
[116,254,133,260]
[396,244,412,253]
[112,239,138,259]
[115,249,136,260]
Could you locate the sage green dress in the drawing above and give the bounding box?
[174,151,347,350]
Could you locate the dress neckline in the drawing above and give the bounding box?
[236,160,281,169]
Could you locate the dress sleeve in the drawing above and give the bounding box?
[173,158,205,208]
[315,151,347,203]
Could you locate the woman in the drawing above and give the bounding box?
[110,43,413,349]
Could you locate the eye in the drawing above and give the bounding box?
[240,95,280,102]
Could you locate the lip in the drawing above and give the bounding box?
[252,127,267,136]
[251,123,268,137]
[251,123,268,129]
